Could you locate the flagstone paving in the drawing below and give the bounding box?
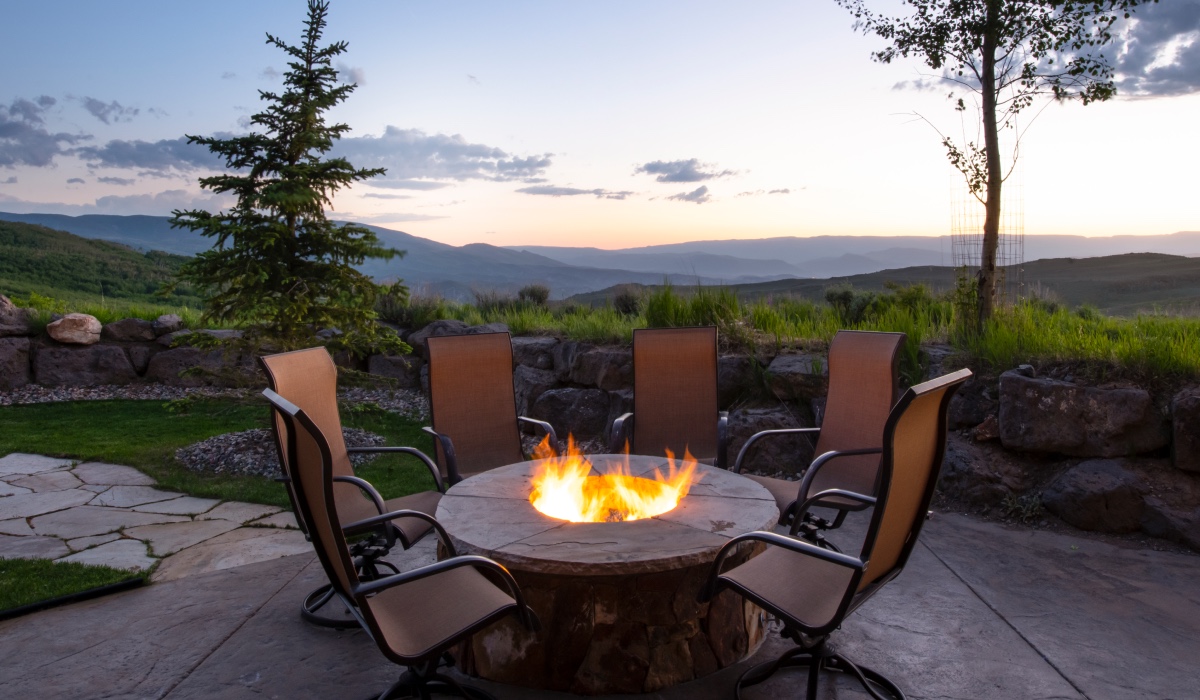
[0,452,302,580]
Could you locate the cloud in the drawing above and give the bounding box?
[0,188,234,216]
[516,185,633,200]
[0,176,16,184]
[0,96,87,168]
[221,72,237,80]
[97,176,135,186]
[467,74,481,85]
[361,192,413,200]
[892,78,945,92]
[66,177,85,184]
[261,66,280,79]
[336,63,365,85]
[737,188,792,197]
[73,135,224,174]
[635,158,735,183]
[80,97,139,124]
[333,126,553,183]
[339,211,448,224]
[1116,1,1200,96]
[366,179,452,191]
[667,185,711,204]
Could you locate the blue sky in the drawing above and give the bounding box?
[2,0,1198,248]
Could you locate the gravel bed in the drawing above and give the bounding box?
[176,427,386,479]
[338,387,429,421]
[0,384,251,406]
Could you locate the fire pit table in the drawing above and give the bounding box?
[434,453,779,694]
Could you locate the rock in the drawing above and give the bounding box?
[937,433,1034,507]
[33,344,138,386]
[1172,388,1200,473]
[552,341,588,382]
[406,319,469,357]
[0,294,35,337]
[144,347,206,386]
[367,353,422,388]
[949,377,998,429]
[726,406,813,476]
[152,313,184,336]
[46,313,102,345]
[1140,497,1200,550]
[511,336,558,369]
[972,414,1000,441]
[101,318,155,342]
[514,365,559,416]
[570,347,632,390]
[1042,459,1146,534]
[922,343,957,379]
[717,355,754,408]
[999,371,1169,457]
[127,345,154,374]
[157,329,193,347]
[0,337,32,390]
[143,347,258,388]
[766,353,828,402]
[530,388,610,441]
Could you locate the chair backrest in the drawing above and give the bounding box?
[630,326,719,462]
[427,332,523,478]
[259,347,375,524]
[807,330,905,498]
[856,368,971,594]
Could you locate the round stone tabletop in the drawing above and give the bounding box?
[435,454,779,576]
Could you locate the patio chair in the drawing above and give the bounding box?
[609,326,729,468]
[735,330,904,548]
[702,368,971,700]
[425,332,557,484]
[260,347,446,628]
[263,388,539,700]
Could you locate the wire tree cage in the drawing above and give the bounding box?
[950,174,1025,306]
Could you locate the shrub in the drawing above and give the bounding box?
[612,285,643,316]
[517,284,550,307]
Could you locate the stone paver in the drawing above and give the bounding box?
[70,461,156,486]
[31,506,189,539]
[199,501,281,524]
[0,453,73,477]
[0,482,32,497]
[132,496,220,515]
[126,519,241,557]
[80,484,109,493]
[0,488,95,520]
[11,470,83,493]
[66,532,122,551]
[88,485,182,508]
[0,533,70,560]
[0,518,34,536]
[247,511,299,529]
[152,527,310,582]
[60,539,156,572]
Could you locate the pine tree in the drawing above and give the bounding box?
[170,0,405,355]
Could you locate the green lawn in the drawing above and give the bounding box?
[0,398,438,509]
[0,558,144,615]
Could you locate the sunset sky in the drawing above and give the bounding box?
[2,1,1197,248]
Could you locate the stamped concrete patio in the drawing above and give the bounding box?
[1,452,1198,699]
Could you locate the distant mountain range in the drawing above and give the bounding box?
[2,211,1197,301]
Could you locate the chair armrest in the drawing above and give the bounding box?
[352,554,541,632]
[346,446,445,493]
[700,529,864,603]
[333,475,394,547]
[790,488,877,536]
[794,445,883,507]
[731,427,821,473]
[517,417,558,452]
[716,411,729,470]
[422,426,463,484]
[609,412,633,454]
[341,508,458,558]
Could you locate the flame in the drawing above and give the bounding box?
[528,436,700,522]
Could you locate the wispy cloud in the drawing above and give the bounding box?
[0,96,87,168]
[361,192,413,200]
[0,176,16,184]
[667,185,711,204]
[336,63,365,85]
[79,97,139,124]
[66,177,85,184]
[635,158,735,183]
[333,126,553,183]
[73,135,224,174]
[97,176,136,186]
[366,179,453,191]
[516,185,633,200]
[737,188,792,197]
[0,188,234,216]
[221,71,237,80]
[340,211,449,224]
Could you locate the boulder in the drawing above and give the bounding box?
[570,347,632,391]
[999,371,1169,457]
[514,365,559,416]
[367,354,422,389]
[937,433,1034,507]
[33,344,138,386]
[766,353,828,402]
[1140,497,1200,551]
[511,336,558,369]
[0,295,34,337]
[530,388,610,441]
[971,414,1000,442]
[152,313,184,336]
[157,329,193,347]
[102,318,156,342]
[552,341,588,382]
[726,406,814,476]
[144,347,257,388]
[46,313,102,345]
[127,345,154,375]
[1172,388,1200,473]
[405,320,469,358]
[717,355,755,408]
[0,337,32,389]
[948,377,998,429]
[1042,459,1146,534]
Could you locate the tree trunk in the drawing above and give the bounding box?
[977,0,1004,329]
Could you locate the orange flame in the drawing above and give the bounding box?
[528,436,700,522]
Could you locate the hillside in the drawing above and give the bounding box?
[0,221,201,307]
[568,253,1200,316]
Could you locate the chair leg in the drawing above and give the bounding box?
[371,666,497,700]
[735,640,905,700]
[300,583,359,629]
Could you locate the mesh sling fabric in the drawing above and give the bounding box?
[631,327,719,462]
